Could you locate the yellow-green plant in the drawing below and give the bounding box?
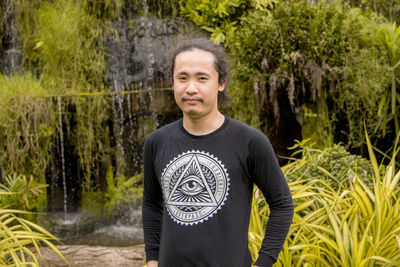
[0,173,47,211]
[179,0,276,44]
[104,166,143,217]
[248,133,400,266]
[0,207,67,266]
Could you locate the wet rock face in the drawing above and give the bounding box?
[106,16,196,93]
[105,16,200,176]
[0,0,22,75]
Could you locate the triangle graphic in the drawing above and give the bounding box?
[167,154,218,207]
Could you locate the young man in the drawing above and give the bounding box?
[142,38,294,267]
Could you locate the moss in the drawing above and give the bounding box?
[81,191,106,218]
[16,0,113,190]
[137,116,158,140]
[0,73,55,177]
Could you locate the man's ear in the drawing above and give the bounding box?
[218,80,227,92]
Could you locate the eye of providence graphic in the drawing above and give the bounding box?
[161,151,230,226]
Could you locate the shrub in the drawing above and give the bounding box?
[0,207,67,266]
[286,140,376,190]
[248,134,400,266]
[0,173,47,221]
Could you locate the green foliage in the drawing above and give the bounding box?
[349,0,400,23]
[0,173,47,212]
[0,74,55,177]
[179,0,276,44]
[248,134,400,266]
[10,0,113,189]
[227,0,389,145]
[286,139,376,190]
[82,0,124,19]
[32,0,105,91]
[376,22,400,135]
[0,207,67,266]
[301,103,333,148]
[81,191,106,218]
[180,0,394,149]
[104,166,143,217]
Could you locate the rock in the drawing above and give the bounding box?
[35,245,145,267]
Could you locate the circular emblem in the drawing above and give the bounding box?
[161,151,230,226]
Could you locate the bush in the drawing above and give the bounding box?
[286,140,376,190]
[0,207,67,266]
[0,173,47,221]
[103,166,143,218]
[248,134,400,266]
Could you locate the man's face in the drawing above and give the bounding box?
[172,48,225,120]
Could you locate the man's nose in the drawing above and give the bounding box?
[186,80,198,94]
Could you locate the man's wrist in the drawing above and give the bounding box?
[146,260,158,267]
[145,247,159,263]
[254,253,275,267]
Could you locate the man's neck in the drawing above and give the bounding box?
[182,112,225,136]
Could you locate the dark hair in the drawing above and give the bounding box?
[169,38,231,107]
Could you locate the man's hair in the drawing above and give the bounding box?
[169,38,231,107]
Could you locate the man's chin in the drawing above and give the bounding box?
[184,109,201,119]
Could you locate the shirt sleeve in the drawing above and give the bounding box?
[248,133,294,266]
[142,137,163,262]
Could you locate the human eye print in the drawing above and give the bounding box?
[178,175,205,196]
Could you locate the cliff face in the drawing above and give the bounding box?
[0,0,22,75]
[0,0,200,213]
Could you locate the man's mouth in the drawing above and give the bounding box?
[182,96,203,103]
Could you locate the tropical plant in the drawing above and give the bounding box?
[286,139,377,190]
[376,22,400,136]
[178,0,276,44]
[0,207,67,266]
[0,173,47,212]
[104,166,143,217]
[180,0,396,151]
[248,133,400,266]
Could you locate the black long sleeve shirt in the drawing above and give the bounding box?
[142,116,294,267]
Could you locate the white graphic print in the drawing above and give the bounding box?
[161,151,230,226]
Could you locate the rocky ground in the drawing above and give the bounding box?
[35,245,146,267]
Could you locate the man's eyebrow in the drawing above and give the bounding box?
[196,72,211,77]
[175,71,211,77]
[175,71,188,76]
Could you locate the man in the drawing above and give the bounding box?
[142,38,294,267]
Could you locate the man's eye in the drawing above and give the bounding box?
[177,76,186,81]
[198,77,208,81]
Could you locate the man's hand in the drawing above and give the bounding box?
[146,260,158,267]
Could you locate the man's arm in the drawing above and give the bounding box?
[249,134,294,267]
[142,138,163,263]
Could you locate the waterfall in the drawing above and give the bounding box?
[105,16,195,176]
[57,96,68,220]
[1,0,22,75]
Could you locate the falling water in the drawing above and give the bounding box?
[142,0,149,14]
[57,96,68,220]
[2,0,22,75]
